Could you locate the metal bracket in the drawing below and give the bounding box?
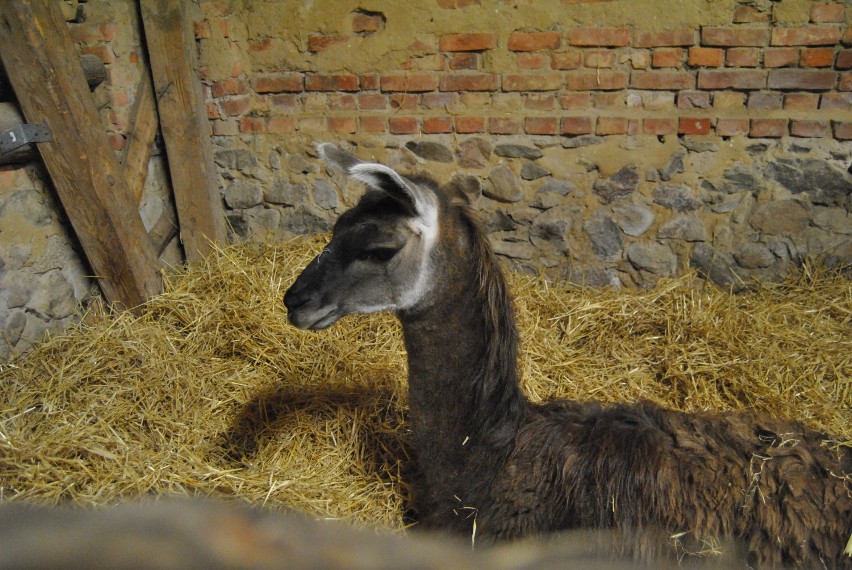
[0,122,52,156]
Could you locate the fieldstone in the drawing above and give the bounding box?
[491,238,536,260]
[509,206,541,225]
[449,174,482,201]
[483,209,516,233]
[252,208,282,237]
[734,242,775,269]
[530,208,572,254]
[531,180,572,210]
[286,153,318,174]
[484,166,523,203]
[745,143,770,156]
[28,270,76,320]
[405,141,454,163]
[660,151,685,182]
[732,192,756,225]
[750,200,809,236]
[612,203,655,237]
[690,244,738,286]
[494,144,543,160]
[268,151,281,171]
[716,165,761,194]
[3,309,26,347]
[583,214,623,260]
[680,138,719,153]
[224,179,263,209]
[214,149,256,171]
[281,205,331,235]
[811,206,851,234]
[226,212,250,239]
[707,194,742,214]
[657,214,707,242]
[593,165,639,204]
[0,189,53,226]
[766,158,851,207]
[520,162,550,181]
[312,180,339,210]
[625,242,677,276]
[653,183,703,212]
[265,181,306,206]
[456,138,492,169]
[562,135,603,149]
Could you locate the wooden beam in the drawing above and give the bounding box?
[122,71,159,203]
[0,0,162,310]
[141,0,226,263]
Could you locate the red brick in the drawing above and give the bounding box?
[360,74,380,90]
[326,94,357,110]
[839,73,852,91]
[800,47,836,67]
[764,47,799,68]
[306,74,359,92]
[455,116,486,133]
[810,3,845,23]
[210,79,248,98]
[307,34,349,52]
[359,93,388,109]
[566,27,630,47]
[642,118,677,135]
[80,45,116,65]
[790,120,829,137]
[726,47,760,67]
[252,74,303,94]
[551,51,582,70]
[381,74,439,92]
[389,94,420,110]
[697,69,766,89]
[517,53,549,69]
[489,117,521,134]
[633,29,695,48]
[401,54,445,72]
[525,117,559,135]
[784,93,820,110]
[597,117,637,135]
[422,116,453,133]
[359,116,386,133]
[678,117,712,135]
[525,93,556,110]
[749,119,787,138]
[108,133,126,152]
[733,5,770,23]
[593,92,624,108]
[565,71,629,90]
[508,31,561,51]
[267,116,296,133]
[768,69,837,90]
[439,33,496,52]
[687,47,724,67]
[701,27,769,47]
[559,93,591,109]
[771,27,842,46]
[837,50,852,69]
[581,49,613,68]
[297,117,325,131]
[651,48,683,68]
[422,92,458,109]
[631,71,695,90]
[269,94,298,109]
[715,118,749,136]
[352,12,384,33]
[239,116,265,133]
[194,19,211,39]
[821,92,852,109]
[438,0,480,7]
[206,101,220,120]
[439,74,499,91]
[842,28,852,45]
[450,53,479,70]
[677,91,711,109]
[630,49,651,69]
[503,73,563,91]
[833,121,852,139]
[560,116,594,134]
[248,38,274,53]
[748,92,783,109]
[220,95,252,116]
[388,116,419,134]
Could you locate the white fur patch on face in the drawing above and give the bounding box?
[398,201,438,310]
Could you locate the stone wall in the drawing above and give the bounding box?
[198,0,851,287]
[0,0,176,360]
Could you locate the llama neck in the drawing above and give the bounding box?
[398,237,527,465]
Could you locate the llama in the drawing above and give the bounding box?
[284,144,852,568]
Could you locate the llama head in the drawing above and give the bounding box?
[284,144,440,330]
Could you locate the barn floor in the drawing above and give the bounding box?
[0,237,849,533]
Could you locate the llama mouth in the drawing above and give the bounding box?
[289,306,341,330]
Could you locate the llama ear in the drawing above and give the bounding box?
[349,162,436,222]
[316,143,364,173]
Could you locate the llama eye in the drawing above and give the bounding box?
[358,247,400,263]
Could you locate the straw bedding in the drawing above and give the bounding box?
[0,237,849,532]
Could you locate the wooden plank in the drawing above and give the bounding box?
[141,0,226,263]
[0,0,162,310]
[122,71,159,203]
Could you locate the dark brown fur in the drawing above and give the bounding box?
[397,179,852,568]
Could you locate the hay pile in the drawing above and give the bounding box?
[1,237,849,531]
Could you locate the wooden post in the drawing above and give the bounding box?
[0,0,162,310]
[141,0,227,263]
